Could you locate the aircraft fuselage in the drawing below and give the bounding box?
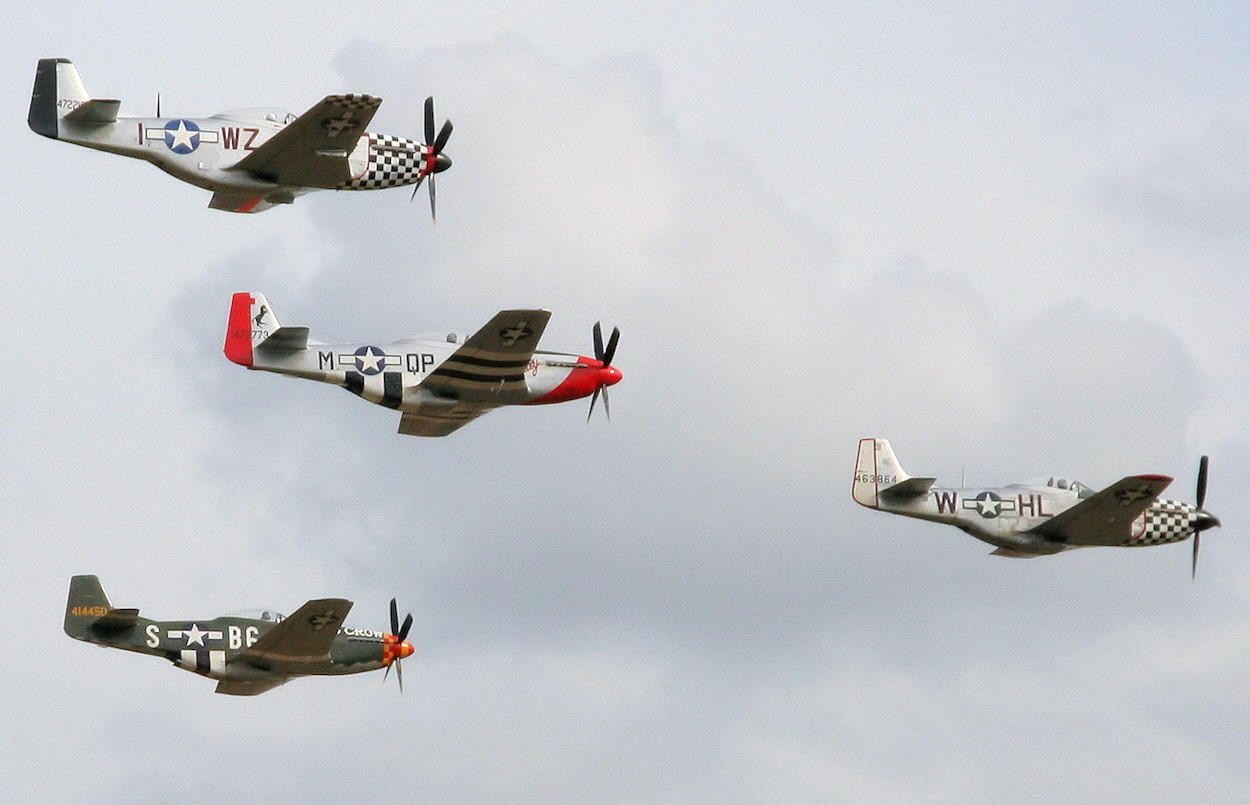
[251,336,612,412]
[56,112,427,199]
[871,481,1202,556]
[66,610,400,682]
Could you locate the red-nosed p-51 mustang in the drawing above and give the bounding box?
[28,59,452,215]
[852,438,1220,576]
[224,292,623,436]
[64,576,415,696]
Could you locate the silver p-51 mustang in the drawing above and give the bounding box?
[226,293,623,436]
[28,59,452,214]
[853,438,1220,576]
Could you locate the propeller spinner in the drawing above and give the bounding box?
[382,597,416,692]
[411,96,453,220]
[587,321,622,422]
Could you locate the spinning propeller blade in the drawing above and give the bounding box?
[1192,455,1209,581]
[383,597,415,693]
[587,322,621,422]
[411,96,453,221]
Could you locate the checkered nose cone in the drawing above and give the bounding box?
[343,134,425,189]
[1136,501,1199,545]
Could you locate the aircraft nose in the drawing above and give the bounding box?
[399,640,415,660]
[1195,510,1221,532]
[601,365,623,387]
[434,153,452,173]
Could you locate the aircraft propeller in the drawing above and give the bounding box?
[382,597,415,693]
[1192,454,1213,581]
[587,321,622,422]
[411,96,453,221]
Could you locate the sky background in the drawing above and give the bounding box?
[2,2,1249,803]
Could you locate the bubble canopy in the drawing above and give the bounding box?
[218,609,286,622]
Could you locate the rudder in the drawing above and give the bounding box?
[28,58,90,139]
[224,292,279,366]
[852,438,911,508]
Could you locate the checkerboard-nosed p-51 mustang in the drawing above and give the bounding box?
[225,292,624,436]
[28,59,452,215]
[852,438,1220,577]
[65,576,416,696]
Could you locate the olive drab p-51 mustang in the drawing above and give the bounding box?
[64,576,416,696]
[852,438,1221,577]
[225,292,624,436]
[28,59,452,215]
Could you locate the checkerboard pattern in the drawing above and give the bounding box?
[329,94,382,112]
[1134,500,1196,545]
[342,133,425,189]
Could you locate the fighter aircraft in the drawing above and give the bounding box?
[28,58,452,215]
[852,438,1220,576]
[224,292,623,436]
[64,575,415,696]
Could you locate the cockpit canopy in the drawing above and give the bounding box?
[394,333,462,345]
[220,608,286,622]
[211,107,297,126]
[1046,477,1094,497]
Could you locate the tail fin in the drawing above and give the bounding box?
[28,59,91,139]
[853,438,912,508]
[65,575,143,644]
[225,292,271,366]
[225,292,310,366]
[64,575,113,640]
[853,439,939,507]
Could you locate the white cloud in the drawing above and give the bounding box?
[3,5,1250,803]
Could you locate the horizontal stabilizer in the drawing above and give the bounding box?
[880,477,937,499]
[63,98,120,124]
[258,326,310,352]
[93,607,140,631]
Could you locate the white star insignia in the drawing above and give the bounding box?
[358,347,385,372]
[167,120,197,150]
[182,624,208,647]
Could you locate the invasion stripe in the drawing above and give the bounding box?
[382,372,403,409]
[345,372,365,397]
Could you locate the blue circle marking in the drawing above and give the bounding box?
[162,119,202,154]
[353,345,387,375]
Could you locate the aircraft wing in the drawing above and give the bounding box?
[215,677,289,696]
[230,94,382,188]
[1028,474,1172,546]
[209,190,282,214]
[238,598,353,672]
[397,408,488,437]
[416,309,552,403]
